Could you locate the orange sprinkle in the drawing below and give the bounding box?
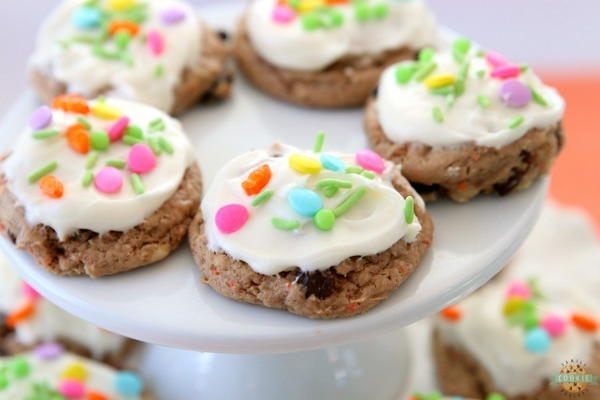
[572,312,598,332]
[108,20,140,36]
[52,94,90,114]
[210,269,220,276]
[226,281,235,288]
[457,182,468,191]
[6,300,36,328]
[39,175,64,199]
[242,164,272,196]
[440,305,463,322]
[87,391,110,400]
[326,0,350,4]
[66,123,90,154]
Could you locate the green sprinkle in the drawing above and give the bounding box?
[154,64,164,78]
[418,47,435,63]
[395,63,418,84]
[430,86,454,96]
[147,136,162,156]
[486,394,506,400]
[114,31,131,50]
[125,125,144,140]
[252,190,274,207]
[355,3,371,22]
[121,53,135,68]
[313,209,336,231]
[414,61,437,81]
[361,171,375,179]
[72,35,100,44]
[452,37,471,63]
[123,135,143,146]
[32,129,59,140]
[476,49,486,57]
[301,13,322,31]
[333,186,367,217]
[130,173,144,195]
[320,8,344,28]
[345,165,364,174]
[477,69,486,78]
[76,117,91,130]
[148,118,166,133]
[25,382,64,400]
[520,64,529,72]
[445,94,456,108]
[158,136,174,155]
[477,94,491,108]
[528,85,548,107]
[432,106,444,123]
[404,196,415,224]
[313,131,325,153]
[28,162,58,183]
[82,171,94,187]
[372,3,389,19]
[0,374,8,390]
[93,45,121,60]
[90,130,109,151]
[85,151,100,169]
[9,357,30,378]
[272,217,300,231]
[106,159,126,169]
[316,179,353,189]
[454,61,470,96]
[508,116,525,129]
[324,186,339,198]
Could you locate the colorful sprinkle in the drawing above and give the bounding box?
[72,6,102,29]
[59,379,85,398]
[508,115,525,129]
[215,204,249,234]
[39,175,64,199]
[273,4,296,24]
[108,0,136,11]
[91,102,121,120]
[524,327,551,353]
[418,48,435,63]
[432,106,444,123]
[395,63,418,85]
[86,151,100,169]
[477,94,491,108]
[147,136,162,155]
[6,301,36,328]
[404,196,415,224]
[491,64,520,80]
[571,312,598,332]
[108,116,130,142]
[372,2,389,19]
[125,125,144,140]
[107,159,126,169]
[485,51,509,68]
[541,314,567,338]
[313,131,325,153]
[414,61,437,81]
[108,20,140,37]
[506,280,531,299]
[333,186,366,217]
[271,217,301,231]
[30,106,53,130]
[440,305,462,322]
[32,129,59,140]
[77,117,91,130]
[528,85,549,107]
[22,282,40,300]
[148,118,166,132]
[288,188,323,217]
[251,190,274,207]
[316,179,352,189]
[503,297,525,316]
[424,73,455,89]
[94,167,124,194]
[61,362,88,381]
[242,164,272,196]
[82,171,94,187]
[355,149,384,174]
[90,130,110,151]
[34,342,64,360]
[289,154,322,175]
[313,209,335,231]
[147,30,164,56]
[361,170,375,179]
[52,94,89,115]
[87,390,111,400]
[130,173,145,195]
[486,394,506,400]
[345,165,363,174]
[452,37,471,62]
[28,161,58,183]
[66,124,90,154]
[160,7,187,25]
[127,144,157,174]
[9,356,30,378]
[158,136,174,155]
[500,79,531,108]
[114,31,131,51]
[123,135,143,146]
[320,154,345,172]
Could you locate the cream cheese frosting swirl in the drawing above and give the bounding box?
[1,96,195,240]
[246,0,438,71]
[202,137,422,276]
[376,38,565,148]
[30,0,201,112]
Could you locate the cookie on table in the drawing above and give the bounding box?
[0,346,151,399]
[189,133,433,319]
[432,204,600,399]
[234,0,438,108]
[0,96,201,278]
[365,37,565,202]
[29,0,233,115]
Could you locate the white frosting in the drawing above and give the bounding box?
[202,143,422,275]
[435,203,600,396]
[30,0,201,112]
[1,98,195,239]
[377,48,565,148]
[0,351,142,399]
[246,0,437,71]
[0,253,126,359]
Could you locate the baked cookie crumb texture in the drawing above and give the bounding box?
[235,0,438,107]
[367,37,565,202]
[190,134,433,319]
[29,0,232,115]
[0,96,200,277]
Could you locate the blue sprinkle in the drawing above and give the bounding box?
[72,7,102,30]
[320,154,345,172]
[288,188,323,217]
[524,327,551,353]
[114,371,144,396]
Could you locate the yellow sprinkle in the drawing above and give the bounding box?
[108,0,136,11]
[297,0,325,13]
[424,73,456,89]
[288,154,322,175]
[503,297,525,316]
[91,102,122,120]
[61,362,88,382]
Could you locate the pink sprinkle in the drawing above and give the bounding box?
[541,314,567,338]
[22,282,41,300]
[95,167,124,194]
[128,144,157,174]
[147,30,164,56]
[215,204,249,234]
[108,116,130,142]
[58,379,85,398]
[272,4,296,24]
[355,149,385,174]
[485,51,509,68]
[491,64,520,80]
[506,280,531,299]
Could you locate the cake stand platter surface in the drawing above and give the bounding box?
[0,2,548,399]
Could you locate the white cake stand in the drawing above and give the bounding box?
[0,3,549,399]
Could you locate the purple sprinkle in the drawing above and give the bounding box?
[500,79,532,108]
[160,7,187,25]
[34,342,64,361]
[30,106,53,130]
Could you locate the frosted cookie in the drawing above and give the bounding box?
[432,205,600,399]
[365,38,565,202]
[234,0,437,108]
[29,0,232,115]
[0,347,151,399]
[189,133,433,319]
[0,96,201,277]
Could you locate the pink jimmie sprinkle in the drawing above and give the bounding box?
[272,4,296,24]
[108,116,130,142]
[506,280,531,299]
[541,314,567,338]
[485,51,509,68]
[355,149,385,174]
[58,379,85,398]
[215,204,249,234]
[22,282,41,300]
[147,30,164,56]
[491,64,521,80]
[95,167,124,194]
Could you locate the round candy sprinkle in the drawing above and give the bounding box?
[22,282,41,300]
[491,64,520,80]
[503,297,525,316]
[59,379,85,398]
[66,124,90,154]
[273,4,296,24]
[215,204,249,234]
[62,362,88,381]
[500,79,531,108]
[72,6,102,29]
[92,102,122,120]
[34,342,64,360]
[541,314,567,338]
[128,144,157,174]
[355,149,384,174]
[114,371,144,396]
[571,312,598,332]
[9,356,30,378]
[288,188,323,217]
[52,94,89,114]
[524,327,551,353]
[320,154,345,172]
[30,106,53,130]
[485,51,509,68]
[505,280,531,299]
[108,116,130,142]
[108,0,136,11]
[160,7,187,25]
[314,209,335,231]
[90,130,110,151]
[147,30,164,56]
[289,154,322,175]
[95,167,124,194]
[87,390,111,400]
[440,305,462,322]
[39,175,64,199]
